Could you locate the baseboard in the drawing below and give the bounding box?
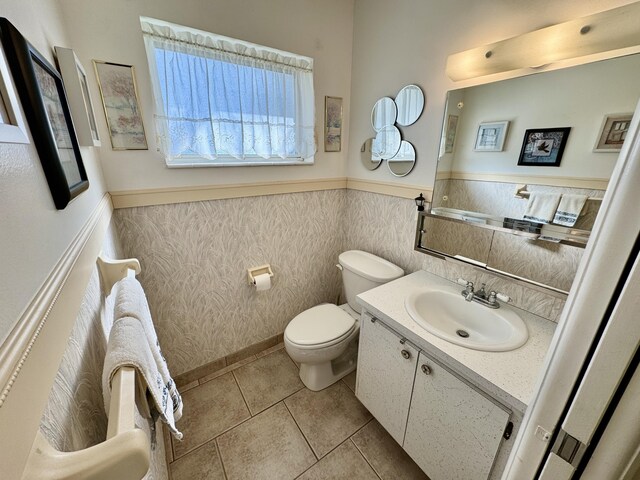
[174,333,284,387]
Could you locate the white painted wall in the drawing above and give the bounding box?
[442,55,640,179]
[347,0,637,188]
[0,0,107,345]
[58,0,355,192]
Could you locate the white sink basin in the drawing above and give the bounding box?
[405,288,528,352]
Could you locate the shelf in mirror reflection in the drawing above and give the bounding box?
[428,207,591,247]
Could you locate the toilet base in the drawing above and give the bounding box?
[298,339,358,391]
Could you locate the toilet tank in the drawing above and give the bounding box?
[338,250,404,313]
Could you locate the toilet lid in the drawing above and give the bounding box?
[286,304,356,346]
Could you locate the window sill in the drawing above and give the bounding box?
[165,157,314,168]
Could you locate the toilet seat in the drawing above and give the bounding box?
[285,304,356,348]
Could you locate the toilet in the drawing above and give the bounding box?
[284,250,404,391]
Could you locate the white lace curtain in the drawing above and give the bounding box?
[141,17,316,166]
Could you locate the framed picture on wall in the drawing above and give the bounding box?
[517,127,571,167]
[94,60,148,150]
[443,114,459,153]
[0,36,29,144]
[324,95,342,152]
[55,47,100,147]
[474,121,509,152]
[0,17,89,209]
[593,113,633,152]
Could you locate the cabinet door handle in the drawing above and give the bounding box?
[401,349,411,359]
[421,364,432,375]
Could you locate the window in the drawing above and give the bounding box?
[141,17,315,167]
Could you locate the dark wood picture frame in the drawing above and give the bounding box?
[517,127,571,167]
[0,18,88,209]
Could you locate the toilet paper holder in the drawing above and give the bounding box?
[247,264,274,285]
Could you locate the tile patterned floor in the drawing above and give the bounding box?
[168,343,428,480]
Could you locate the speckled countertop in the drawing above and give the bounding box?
[357,270,557,414]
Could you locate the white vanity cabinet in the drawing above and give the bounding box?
[357,312,512,480]
[404,351,511,480]
[355,315,419,444]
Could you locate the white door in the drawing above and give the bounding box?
[356,313,418,444]
[538,247,640,479]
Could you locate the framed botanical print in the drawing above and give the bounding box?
[324,95,342,152]
[0,18,89,209]
[55,46,100,147]
[94,60,147,150]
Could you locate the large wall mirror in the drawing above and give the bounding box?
[417,53,640,292]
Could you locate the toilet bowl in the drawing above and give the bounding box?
[285,250,404,391]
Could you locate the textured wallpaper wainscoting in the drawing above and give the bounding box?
[114,190,347,376]
[345,190,568,322]
[39,222,169,480]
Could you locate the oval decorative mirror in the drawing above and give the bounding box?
[360,138,382,171]
[372,126,401,160]
[387,140,416,177]
[395,84,424,126]
[371,97,397,131]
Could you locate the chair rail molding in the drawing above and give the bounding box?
[0,193,113,480]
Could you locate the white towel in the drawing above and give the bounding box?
[103,317,183,440]
[523,192,562,224]
[553,194,588,227]
[112,276,183,437]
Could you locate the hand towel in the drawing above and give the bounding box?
[113,277,183,433]
[103,317,183,440]
[553,194,588,227]
[523,192,562,224]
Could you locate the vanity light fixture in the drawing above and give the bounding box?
[446,2,640,81]
[415,193,426,211]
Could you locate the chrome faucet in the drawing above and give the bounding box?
[459,279,475,301]
[456,278,511,309]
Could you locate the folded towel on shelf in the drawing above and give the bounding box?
[523,192,562,224]
[553,194,588,227]
[113,276,183,436]
[103,317,183,441]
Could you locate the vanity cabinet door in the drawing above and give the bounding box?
[356,315,418,445]
[404,352,510,480]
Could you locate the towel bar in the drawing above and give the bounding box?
[514,184,603,202]
[23,257,150,480]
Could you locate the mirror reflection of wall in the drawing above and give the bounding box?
[360,138,382,171]
[387,140,416,177]
[434,55,640,223]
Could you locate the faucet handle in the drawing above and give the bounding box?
[457,278,473,288]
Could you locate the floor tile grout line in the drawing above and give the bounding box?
[350,436,383,480]
[177,393,303,461]
[214,437,229,480]
[282,400,320,462]
[172,375,253,460]
[231,369,254,416]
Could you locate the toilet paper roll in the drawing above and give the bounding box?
[254,273,271,291]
